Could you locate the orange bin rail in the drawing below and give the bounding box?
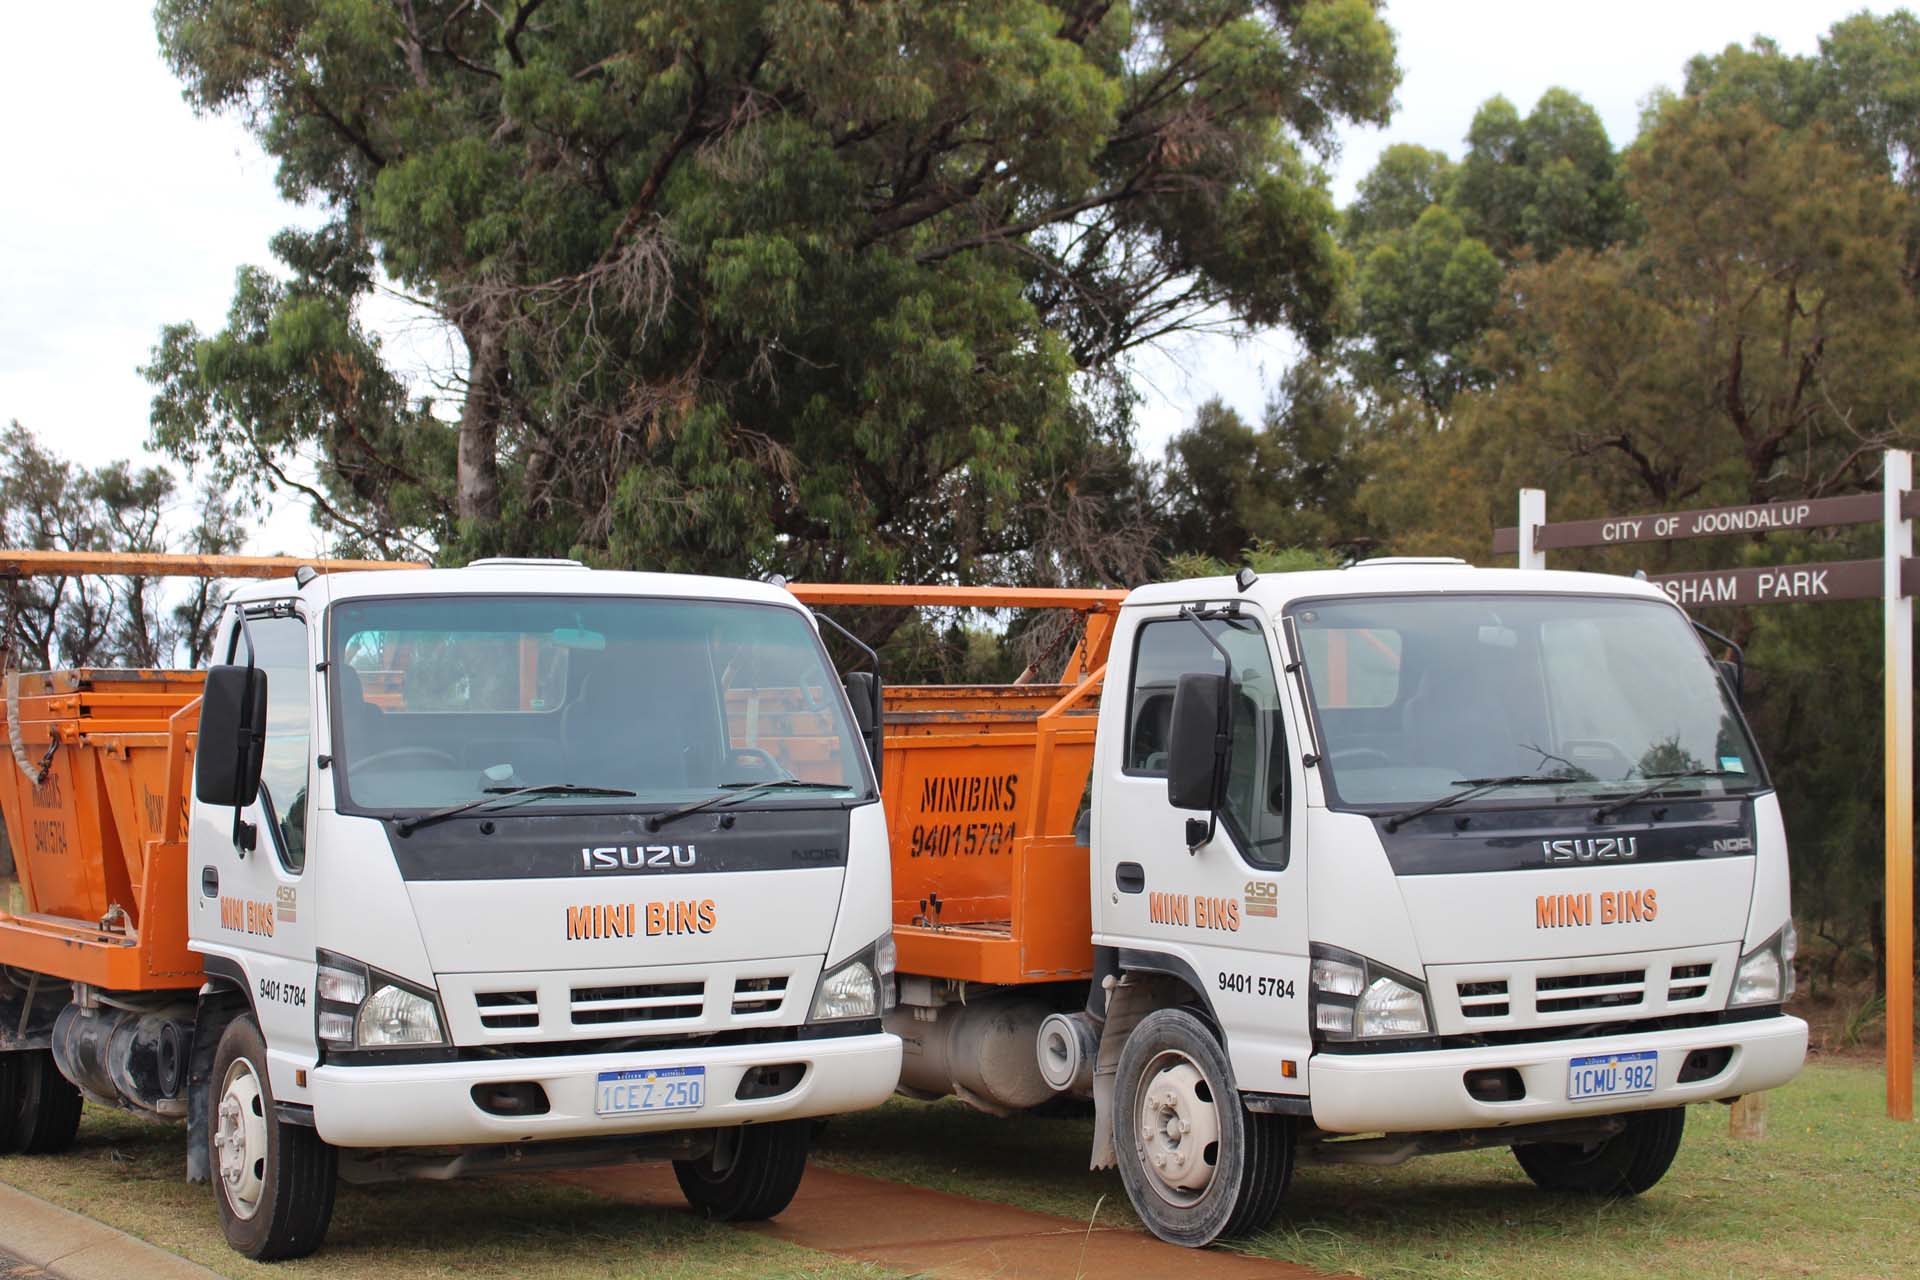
[787,584,1127,985]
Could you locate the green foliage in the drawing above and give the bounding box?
[147,0,1400,587]
[1165,538,1340,581]
[1162,360,1379,559]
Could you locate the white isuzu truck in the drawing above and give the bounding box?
[0,559,900,1259]
[850,560,1808,1247]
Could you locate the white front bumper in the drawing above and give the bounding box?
[1309,1014,1806,1134]
[309,1031,901,1148]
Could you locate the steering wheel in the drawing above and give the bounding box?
[348,747,459,774]
[1331,747,1394,768]
[726,746,790,782]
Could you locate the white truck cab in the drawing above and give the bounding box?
[186,561,900,1256]
[1085,560,1805,1243]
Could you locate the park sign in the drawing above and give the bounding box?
[1495,457,1915,1125]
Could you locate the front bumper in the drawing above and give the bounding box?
[1308,1014,1806,1134]
[309,1031,901,1148]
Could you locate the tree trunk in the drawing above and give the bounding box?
[456,319,507,528]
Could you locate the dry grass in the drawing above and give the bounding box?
[0,1108,879,1280]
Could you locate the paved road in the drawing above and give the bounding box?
[557,1163,1337,1280]
[0,1246,49,1278]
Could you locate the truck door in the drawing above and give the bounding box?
[1094,608,1311,1097]
[189,605,321,1090]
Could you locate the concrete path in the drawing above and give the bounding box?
[560,1163,1335,1279]
[0,1182,219,1280]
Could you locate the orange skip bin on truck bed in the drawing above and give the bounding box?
[0,669,204,990]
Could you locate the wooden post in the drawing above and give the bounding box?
[1886,451,1915,1122]
[1729,1093,1768,1140]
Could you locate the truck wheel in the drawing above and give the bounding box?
[208,1017,337,1260]
[1513,1106,1686,1196]
[1113,1007,1294,1248]
[4,1050,83,1155]
[673,1120,811,1221]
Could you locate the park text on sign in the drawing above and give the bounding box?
[1648,559,1891,608]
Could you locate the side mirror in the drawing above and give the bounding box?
[196,664,267,807]
[1716,658,1744,705]
[844,671,885,784]
[1166,672,1228,812]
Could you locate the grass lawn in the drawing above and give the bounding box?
[0,1107,881,1280]
[813,1057,1918,1280]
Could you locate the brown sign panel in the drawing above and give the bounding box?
[1647,559,1894,608]
[1494,493,1885,555]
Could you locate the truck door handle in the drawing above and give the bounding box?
[201,867,219,898]
[1115,862,1145,894]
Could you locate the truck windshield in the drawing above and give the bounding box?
[1288,593,1764,812]
[328,595,869,813]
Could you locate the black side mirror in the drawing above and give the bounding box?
[1715,658,1744,705]
[1167,672,1228,812]
[844,671,885,785]
[196,664,267,807]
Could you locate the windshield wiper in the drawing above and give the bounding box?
[1377,775,1575,833]
[1592,769,1738,823]
[393,783,638,836]
[646,779,848,833]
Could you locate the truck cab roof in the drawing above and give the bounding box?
[228,562,810,611]
[1120,561,1674,614]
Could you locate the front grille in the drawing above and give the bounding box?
[732,975,789,1016]
[1457,979,1510,1019]
[1668,962,1713,1003]
[570,980,705,1026]
[1535,968,1646,1014]
[475,989,539,1031]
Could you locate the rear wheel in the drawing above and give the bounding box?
[2,1049,83,1155]
[1112,1007,1294,1248]
[209,1017,337,1260]
[674,1120,811,1221]
[1513,1106,1686,1196]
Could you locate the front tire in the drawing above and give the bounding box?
[1513,1106,1686,1196]
[208,1016,337,1260]
[1112,1007,1294,1248]
[2,1049,83,1155]
[674,1120,811,1221]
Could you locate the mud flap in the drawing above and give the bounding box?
[1089,979,1154,1171]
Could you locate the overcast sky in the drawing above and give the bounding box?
[0,2,1896,556]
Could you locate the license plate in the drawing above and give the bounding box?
[1566,1050,1657,1101]
[595,1066,706,1116]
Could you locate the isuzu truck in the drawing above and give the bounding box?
[0,558,900,1259]
[816,561,1808,1248]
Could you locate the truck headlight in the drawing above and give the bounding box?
[1730,923,1797,1007]
[1310,944,1432,1040]
[810,936,893,1021]
[316,951,447,1050]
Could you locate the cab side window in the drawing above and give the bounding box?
[1125,617,1290,867]
[230,614,312,873]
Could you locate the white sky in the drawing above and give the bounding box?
[0,1,1894,556]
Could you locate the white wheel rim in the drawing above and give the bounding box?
[1135,1051,1222,1207]
[215,1058,270,1220]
